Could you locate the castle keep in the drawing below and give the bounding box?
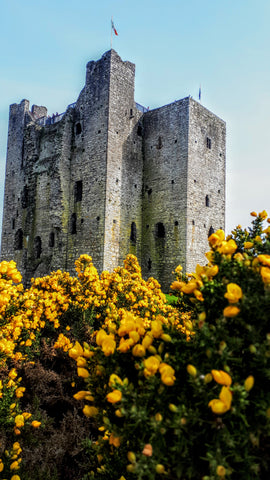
[1,50,226,290]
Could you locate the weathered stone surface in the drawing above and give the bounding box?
[1,50,226,290]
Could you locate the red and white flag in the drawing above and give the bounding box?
[111,19,118,36]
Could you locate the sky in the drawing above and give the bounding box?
[0,0,269,243]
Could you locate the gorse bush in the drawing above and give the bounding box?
[0,211,269,480]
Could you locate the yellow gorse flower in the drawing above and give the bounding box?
[15,415,24,428]
[223,305,240,317]
[258,209,268,219]
[244,375,254,392]
[224,283,243,304]
[244,241,254,249]
[31,420,41,428]
[208,386,232,414]
[106,389,122,403]
[187,364,197,377]
[211,370,232,386]
[109,433,121,447]
[216,465,226,476]
[208,229,225,247]
[143,356,160,377]
[83,405,98,417]
[73,390,93,401]
[260,266,270,284]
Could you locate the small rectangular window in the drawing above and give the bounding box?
[74,181,83,202]
[207,137,212,149]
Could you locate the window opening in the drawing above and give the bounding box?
[137,125,142,136]
[208,226,214,237]
[21,185,29,209]
[130,222,137,245]
[76,123,82,135]
[175,221,178,226]
[147,258,152,271]
[148,188,152,196]
[206,137,212,149]
[14,229,23,250]
[71,213,77,234]
[157,136,163,149]
[12,218,15,230]
[130,109,133,118]
[205,195,210,207]
[34,236,42,259]
[74,181,83,202]
[155,222,165,239]
[49,232,55,248]
[192,220,195,225]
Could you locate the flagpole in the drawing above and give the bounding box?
[110,16,113,49]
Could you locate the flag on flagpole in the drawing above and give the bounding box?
[111,18,118,36]
[199,85,201,101]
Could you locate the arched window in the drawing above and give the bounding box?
[130,222,137,245]
[14,229,23,250]
[34,236,42,259]
[155,222,165,239]
[71,213,77,234]
[49,232,55,248]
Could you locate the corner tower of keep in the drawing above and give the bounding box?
[1,50,226,290]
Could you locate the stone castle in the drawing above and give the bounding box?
[1,50,226,290]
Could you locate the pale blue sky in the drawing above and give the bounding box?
[0,0,269,241]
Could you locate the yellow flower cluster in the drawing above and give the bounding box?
[208,370,233,414]
[72,254,189,338]
[223,283,242,318]
[72,306,181,428]
[171,263,219,303]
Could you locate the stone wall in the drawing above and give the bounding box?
[1,50,226,291]
[141,99,189,287]
[186,99,226,273]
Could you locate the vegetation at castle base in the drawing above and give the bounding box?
[0,211,269,480]
[0,250,189,480]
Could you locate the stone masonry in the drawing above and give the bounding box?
[1,50,226,290]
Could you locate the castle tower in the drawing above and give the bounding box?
[141,98,226,285]
[1,50,225,290]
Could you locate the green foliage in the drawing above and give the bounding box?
[0,212,270,480]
